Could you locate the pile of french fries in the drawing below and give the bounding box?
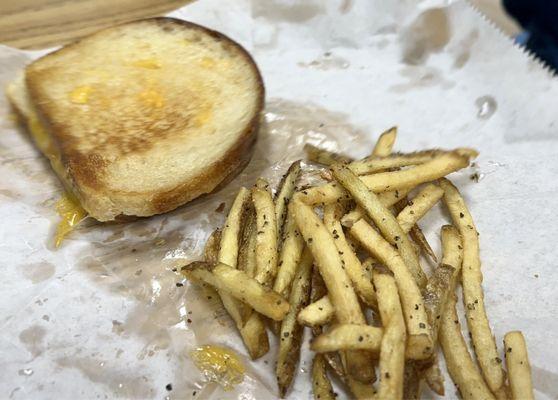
[181,127,534,400]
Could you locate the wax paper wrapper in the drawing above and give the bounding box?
[1,0,557,399]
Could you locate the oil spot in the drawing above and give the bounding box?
[339,0,353,14]
[19,325,46,358]
[42,315,50,321]
[21,262,56,284]
[475,96,497,120]
[112,320,125,335]
[253,0,324,23]
[389,66,455,93]
[400,8,451,65]
[56,357,154,398]
[453,30,479,69]
[298,53,350,70]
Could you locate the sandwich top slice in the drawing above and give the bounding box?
[7,17,264,221]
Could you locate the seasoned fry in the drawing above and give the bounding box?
[352,148,477,175]
[332,163,426,287]
[423,362,445,396]
[440,224,463,288]
[504,331,534,400]
[373,271,406,400]
[298,295,334,327]
[304,143,353,165]
[181,262,289,321]
[323,203,376,307]
[423,264,455,344]
[298,152,471,205]
[218,187,250,267]
[340,188,411,227]
[440,178,505,395]
[312,354,336,400]
[277,243,313,398]
[396,183,444,232]
[339,352,377,399]
[204,228,221,264]
[216,188,267,358]
[292,199,375,383]
[409,225,438,263]
[350,219,433,360]
[371,126,397,157]
[238,212,257,277]
[273,208,306,297]
[252,182,279,286]
[275,161,302,239]
[440,295,495,400]
[311,324,383,353]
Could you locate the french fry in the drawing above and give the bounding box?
[323,203,377,307]
[204,228,221,264]
[332,163,426,288]
[351,148,479,175]
[298,295,334,327]
[422,224,463,394]
[217,188,267,358]
[439,295,495,400]
[298,152,471,205]
[273,207,306,297]
[304,143,353,165]
[252,181,279,286]
[312,354,336,400]
[350,219,433,360]
[339,352,378,400]
[311,324,383,353]
[181,262,289,321]
[277,243,313,398]
[275,161,302,239]
[341,188,411,228]
[409,225,438,263]
[504,331,534,400]
[371,126,397,157]
[373,271,406,400]
[396,183,444,232]
[238,211,257,277]
[292,199,375,383]
[440,178,505,395]
[218,187,250,268]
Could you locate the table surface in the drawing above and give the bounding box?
[0,0,192,49]
[0,0,518,50]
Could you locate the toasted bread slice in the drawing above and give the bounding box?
[7,18,264,221]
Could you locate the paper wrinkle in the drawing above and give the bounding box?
[1,0,558,399]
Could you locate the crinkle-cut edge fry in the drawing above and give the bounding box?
[440,295,496,400]
[504,331,534,400]
[291,199,375,383]
[374,271,406,400]
[440,178,505,395]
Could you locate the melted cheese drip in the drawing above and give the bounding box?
[27,114,88,247]
[54,193,87,248]
[190,345,245,390]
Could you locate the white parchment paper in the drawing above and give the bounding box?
[1,0,557,399]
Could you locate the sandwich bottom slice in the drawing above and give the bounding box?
[6,17,264,223]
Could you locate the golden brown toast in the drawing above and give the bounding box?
[7,18,264,221]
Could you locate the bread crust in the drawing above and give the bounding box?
[22,17,264,221]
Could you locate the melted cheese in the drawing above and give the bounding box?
[54,193,87,248]
[27,113,88,247]
[190,345,245,390]
[69,86,93,104]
